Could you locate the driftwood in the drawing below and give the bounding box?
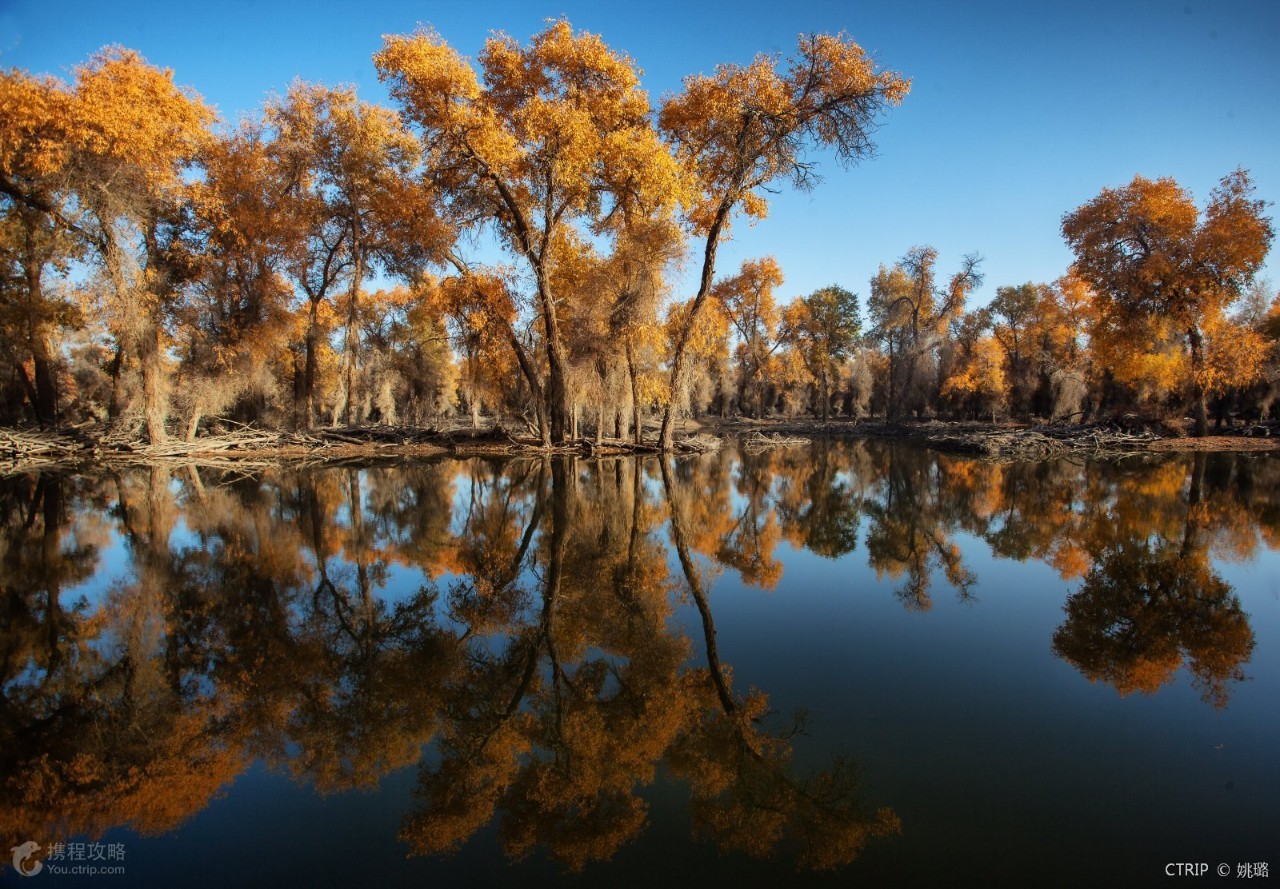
[0,429,86,472]
[920,422,1160,459]
[1,421,723,472]
[0,424,457,475]
[2,416,1270,476]
[676,433,723,453]
[739,431,809,453]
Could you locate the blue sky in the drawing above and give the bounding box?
[3,0,1277,308]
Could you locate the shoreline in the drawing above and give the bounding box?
[700,418,1280,458]
[2,419,1276,475]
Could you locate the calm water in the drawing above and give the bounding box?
[1,442,1277,888]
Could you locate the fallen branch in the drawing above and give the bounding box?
[740,431,809,452]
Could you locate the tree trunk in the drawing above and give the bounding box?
[1188,325,1208,437]
[626,336,643,445]
[106,341,124,421]
[291,349,305,429]
[340,256,363,428]
[660,200,733,451]
[14,364,38,421]
[820,368,830,421]
[139,323,167,444]
[30,345,58,429]
[304,300,321,428]
[504,324,550,448]
[902,348,920,421]
[545,336,570,444]
[537,408,551,448]
[15,210,58,428]
[660,456,735,716]
[23,257,58,427]
[887,338,899,421]
[136,223,172,444]
[526,261,573,445]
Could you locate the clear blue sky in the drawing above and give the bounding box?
[3,0,1277,307]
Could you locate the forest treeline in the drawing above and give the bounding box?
[1,21,1276,447]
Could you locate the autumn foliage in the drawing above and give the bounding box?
[0,25,1275,443]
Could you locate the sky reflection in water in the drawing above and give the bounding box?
[1,441,1277,887]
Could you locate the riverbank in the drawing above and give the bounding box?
[2,417,1276,474]
[694,417,1280,458]
[0,423,702,475]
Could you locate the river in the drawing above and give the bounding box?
[2,441,1277,887]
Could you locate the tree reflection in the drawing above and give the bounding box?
[663,455,900,869]
[863,446,976,610]
[0,470,245,847]
[401,455,895,872]
[401,458,696,870]
[1052,454,1256,707]
[774,440,866,558]
[703,449,786,590]
[0,442,1274,867]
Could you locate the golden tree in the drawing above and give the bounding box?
[69,48,216,443]
[781,284,861,420]
[658,33,910,448]
[587,216,683,443]
[1062,171,1273,435]
[1032,275,1095,421]
[941,331,1007,421]
[179,122,296,437]
[983,280,1093,419]
[376,20,684,445]
[266,82,452,428]
[664,295,730,419]
[0,69,80,427]
[868,246,982,419]
[715,256,785,418]
[429,270,523,429]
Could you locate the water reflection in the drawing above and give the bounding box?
[0,442,1274,871]
[1050,454,1256,708]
